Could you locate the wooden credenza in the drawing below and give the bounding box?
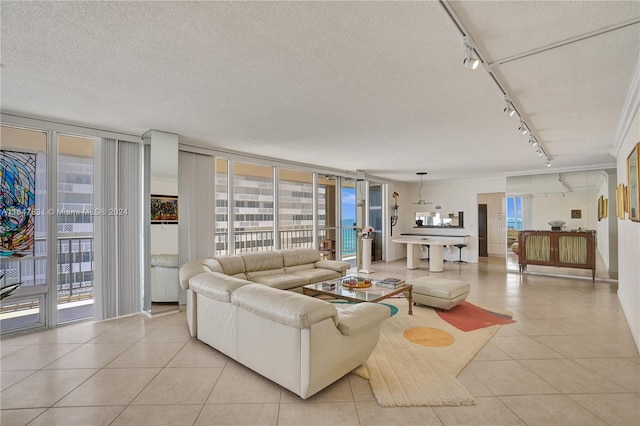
[518,230,596,281]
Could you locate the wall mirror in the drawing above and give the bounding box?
[505,168,617,278]
[627,142,639,221]
[143,130,179,315]
[414,211,463,228]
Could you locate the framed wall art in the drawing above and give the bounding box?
[628,142,639,222]
[151,194,178,224]
[597,195,604,221]
[616,183,626,220]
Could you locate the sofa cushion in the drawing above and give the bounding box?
[250,273,308,290]
[189,271,251,302]
[314,259,350,273]
[289,268,341,284]
[279,248,321,267]
[283,263,315,274]
[231,284,338,328]
[201,258,224,274]
[216,255,247,279]
[242,251,284,272]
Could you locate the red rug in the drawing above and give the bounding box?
[436,301,515,332]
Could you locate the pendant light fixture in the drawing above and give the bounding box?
[412,172,432,205]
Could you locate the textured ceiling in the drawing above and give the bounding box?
[1,1,639,183]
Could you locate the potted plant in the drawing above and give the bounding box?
[361,226,375,239]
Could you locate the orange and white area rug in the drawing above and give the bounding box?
[354,299,513,407]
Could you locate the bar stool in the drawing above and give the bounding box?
[420,244,430,261]
[453,244,467,264]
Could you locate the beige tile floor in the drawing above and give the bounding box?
[1,257,638,426]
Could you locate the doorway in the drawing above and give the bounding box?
[478,203,488,257]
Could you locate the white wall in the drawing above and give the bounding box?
[384,182,412,262]
[606,171,619,274]
[530,192,595,231]
[617,108,640,352]
[386,177,506,263]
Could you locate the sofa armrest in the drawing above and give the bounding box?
[231,284,338,329]
[179,262,208,290]
[189,271,251,302]
[336,303,390,336]
[314,259,350,273]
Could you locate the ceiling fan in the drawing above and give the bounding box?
[412,172,432,205]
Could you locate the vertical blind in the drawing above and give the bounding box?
[95,138,142,319]
[178,151,216,265]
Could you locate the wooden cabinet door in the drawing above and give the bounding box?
[487,215,506,255]
[520,232,555,267]
[554,234,595,268]
[486,193,505,214]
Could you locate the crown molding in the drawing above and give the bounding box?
[613,53,640,157]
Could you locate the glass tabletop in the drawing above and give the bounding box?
[303,275,408,302]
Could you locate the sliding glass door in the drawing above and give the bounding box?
[368,183,383,262]
[1,125,95,335]
[56,134,95,323]
[1,125,49,333]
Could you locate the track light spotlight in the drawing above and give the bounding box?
[518,118,528,135]
[503,95,515,117]
[462,36,479,70]
[545,159,551,167]
[463,45,479,70]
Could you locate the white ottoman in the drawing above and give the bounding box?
[405,276,469,310]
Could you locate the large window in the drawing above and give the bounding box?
[233,162,273,253]
[341,179,357,258]
[215,158,229,255]
[1,126,48,332]
[1,126,95,334]
[278,169,313,249]
[56,135,94,323]
[369,183,382,261]
[507,196,523,230]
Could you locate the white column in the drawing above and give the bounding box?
[429,244,444,272]
[406,243,421,269]
[360,238,374,274]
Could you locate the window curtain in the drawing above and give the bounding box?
[94,138,142,319]
[178,151,215,267]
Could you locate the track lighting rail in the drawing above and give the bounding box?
[439,0,553,167]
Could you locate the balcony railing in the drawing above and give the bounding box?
[0,235,95,309]
[214,228,357,257]
[56,236,94,302]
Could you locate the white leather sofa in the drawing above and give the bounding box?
[179,249,390,399]
[150,254,179,302]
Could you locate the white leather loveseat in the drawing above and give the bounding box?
[179,249,390,399]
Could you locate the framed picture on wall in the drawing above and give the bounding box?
[628,142,639,222]
[151,195,178,224]
[616,183,626,220]
[597,195,604,221]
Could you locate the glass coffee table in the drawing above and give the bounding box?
[302,275,413,315]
